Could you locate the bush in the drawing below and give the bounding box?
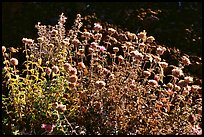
[2,13,202,135]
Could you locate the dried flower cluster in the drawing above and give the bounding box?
[2,13,202,135]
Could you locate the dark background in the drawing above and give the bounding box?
[2,2,202,57]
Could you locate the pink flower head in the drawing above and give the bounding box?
[100,46,106,52]
[41,123,56,133]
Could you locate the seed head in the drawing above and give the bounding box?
[113,47,119,53]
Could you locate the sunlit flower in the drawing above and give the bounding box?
[68,75,78,83]
[143,70,151,78]
[56,103,67,112]
[158,61,168,68]
[99,46,106,52]
[181,55,191,66]
[172,68,183,78]
[93,23,102,32]
[137,30,147,39]
[118,55,124,62]
[146,36,155,43]
[2,46,6,53]
[113,47,119,53]
[45,67,52,75]
[95,80,106,88]
[156,47,166,55]
[184,76,193,83]
[148,79,158,87]
[108,28,116,34]
[41,123,56,133]
[191,85,201,92]
[52,65,59,74]
[10,58,18,66]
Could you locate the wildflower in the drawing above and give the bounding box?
[95,80,106,88]
[108,28,116,34]
[72,38,81,47]
[158,61,168,68]
[64,63,72,71]
[93,23,102,32]
[146,36,155,43]
[184,76,193,83]
[148,79,158,87]
[22,38,34,45]
[82,31,92,39]
[113,47,119,53]
[181,55,191,66]
[129,46,135,52]
[197,107,202,115]
[127,32,137,40]
[2,46,6,53]
[45,67,52,75]
[143,70,151,78]
[172,68,183,78]
[174,85,181,91]
[191,125,202,135]
[59,13,67,24]
[103,68,110,75]
[51,29,58,35]
[118,55,124,62]
[154,56,161,63]
[78,49,84,55]
[177,80,187,88]
[56,103,67,112]
[62,38,70,45]
[182,89,189,96]
[52,65,59,74]
[122,45,128,51]
[10,58,18,66]
[139,43,146,49]
[99,46,106,53]
[110,54,116,59]
[154,74,160,82]
[41,123,56,133]
[191,85,201,92]
[156,47,166,55]
[137,30,147,39]
[88,47,94,53]
[68,75,78,83]
[37,37,44,43]
[167,83,174,89]
[93,33,102,40]
[125,41,132,47]
[78,62,86,70]
[69,82,77,88]
[188,114,197,123]
[90,42,98,50]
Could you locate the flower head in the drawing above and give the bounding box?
[181,55,191,66]
[10,58,18,66]
[52,65,59,74]
[95,80,106,88]
[45,67,52,75]
[93,23,102,32]
[148,79,158,87]
[41,123,56,133]
[172,68,183,78]
[2,46,6,53]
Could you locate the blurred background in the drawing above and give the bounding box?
[2,2,202,56]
